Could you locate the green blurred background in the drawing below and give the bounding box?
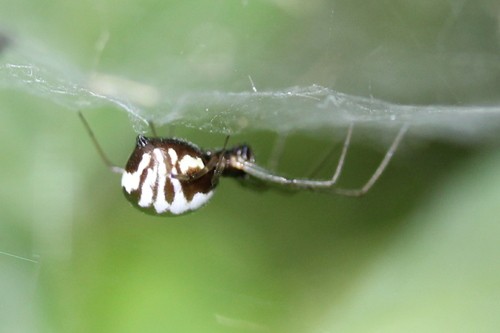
[1,1,500,332]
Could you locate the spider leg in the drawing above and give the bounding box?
[267,132,288,171]
[78,112,124,174]
[211,135,230,186]
[329,122,353,184]
[238,123,408,194]
[149,122,158,137]
[172,136,230,186]
[334,123,409,196]
[306,123,353,180]
[149,119,177,137]
[237,124,353,188]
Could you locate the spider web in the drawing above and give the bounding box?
[1,2,500,332]
[1,36,500,144]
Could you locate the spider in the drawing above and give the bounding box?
[78,112,408,216]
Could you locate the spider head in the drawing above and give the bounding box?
[228,144,254,162]
[220,144,254,178]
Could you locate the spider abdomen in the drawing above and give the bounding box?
[121,136,215,215]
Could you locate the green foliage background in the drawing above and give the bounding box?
[1,1,500,332]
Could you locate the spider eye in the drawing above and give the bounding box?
[236,144,254,162]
